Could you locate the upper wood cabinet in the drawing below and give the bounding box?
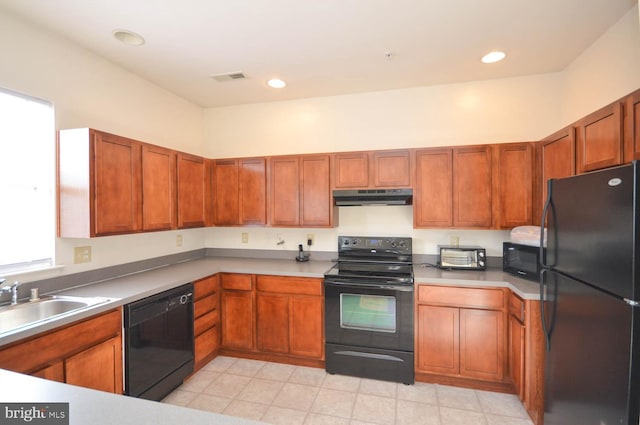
[334,149,411,189]
[58,128,142,237]
[539,126,575,221]
[414,148,453,227]
[453,145,493,228]
[414,146,493,229]
[492,143,535,229]
[142,144,177,231]
[177,153,207,228]
[575,101,624,174]
[212,158,266,226]
[624,89,640,162]
[269,154,334,227]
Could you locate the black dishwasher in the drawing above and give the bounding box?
[124,283,194,401]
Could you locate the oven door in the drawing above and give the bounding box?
[324,280,413,352]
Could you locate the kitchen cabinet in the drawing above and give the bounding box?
[508,292,525,399]
[415,285,509,388]
[624,89,640,162]
[507,294,545,425]
[58,128,142,237]
[492,142,535,229]
[256,275,323,360]
[177,153,207,228]
[269,154,334,227]
[575,101,624,174]
[212,158,266,226]
[414,148,453,227]
[414,146,492,229]
[0,308,123,394]
[142,144,177,231]
[334,150,411,188]
[539,126,575,218]
[193,275,220,372]
[220,273,255,351]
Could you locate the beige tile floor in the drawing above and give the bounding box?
[162,356,534,425]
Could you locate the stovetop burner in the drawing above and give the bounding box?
[325,236,414,286]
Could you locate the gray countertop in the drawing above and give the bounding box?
[0,255,540,425]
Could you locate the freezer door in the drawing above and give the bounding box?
[542,271,639,425]
[546,162,638,300]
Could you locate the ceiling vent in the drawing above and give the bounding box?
[210,72,246,82]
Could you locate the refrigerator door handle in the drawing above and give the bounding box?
[540,268,555,351]
[540,179,554,268]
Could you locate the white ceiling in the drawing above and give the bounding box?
[0,0,636,108]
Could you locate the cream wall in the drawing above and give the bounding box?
[0,9,206,282]
[560,5,640,125]
[203,4,640,257]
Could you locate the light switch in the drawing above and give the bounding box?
[242,232,249,243]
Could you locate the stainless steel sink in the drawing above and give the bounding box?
[0,295,114,337]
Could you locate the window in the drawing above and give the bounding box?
[0,88,55,274]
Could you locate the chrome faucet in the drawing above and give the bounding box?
[1,280,21,305]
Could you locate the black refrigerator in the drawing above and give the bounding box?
[541,161,640,425]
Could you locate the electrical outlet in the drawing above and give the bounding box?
[307,234,314,246]
[450,236,459,247]
[176,234,183,247]
[242,232,249,243]
[74,246,92,264]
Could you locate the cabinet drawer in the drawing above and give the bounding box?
[509,292,525,323]
[418,285,505,310]
[195,325,219,365]
[257,275,322,296]
[194,275,218,300]
[194,310,218,336]
[194,295,217,319]
[221,274,253,291]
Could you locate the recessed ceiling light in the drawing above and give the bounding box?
[113,29,145,46]
[267,79,286,89]
[481,51,506,64]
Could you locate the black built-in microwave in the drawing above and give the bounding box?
[502,242,545,282]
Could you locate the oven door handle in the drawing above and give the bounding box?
[324,280,414,292]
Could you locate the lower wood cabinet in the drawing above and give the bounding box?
[193,275,220,372]
[256,275,323,360]
[0,308,123,394]
[219,273,324,366]
[415,285,509,389]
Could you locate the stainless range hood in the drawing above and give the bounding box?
[333,189,413,206]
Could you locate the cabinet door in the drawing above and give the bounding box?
[239,158,267,225]
[576,102,623,173]
[509,314,525,399]
[334,152,369,188]
[453,146,492,228]
[65,336,123,394]
[300,155,332,226]
[141,144,176,231]
[269,156,300,226]
[493,143,534,229]
[94,132,142,235]
[212,159,239,225]
[416,305,459,374]
[195,325,219,367]
[220,290,254,351]
[290,295,323,359]
[414,148,453,227]
[372,150,411,188]
[459,308,505,381]
[32,361,64,383]
[177,153,206,228]
[256,293,290,354]
[540,127,575,208]
[624,90,640,162]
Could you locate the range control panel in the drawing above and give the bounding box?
[338,236,412,256]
